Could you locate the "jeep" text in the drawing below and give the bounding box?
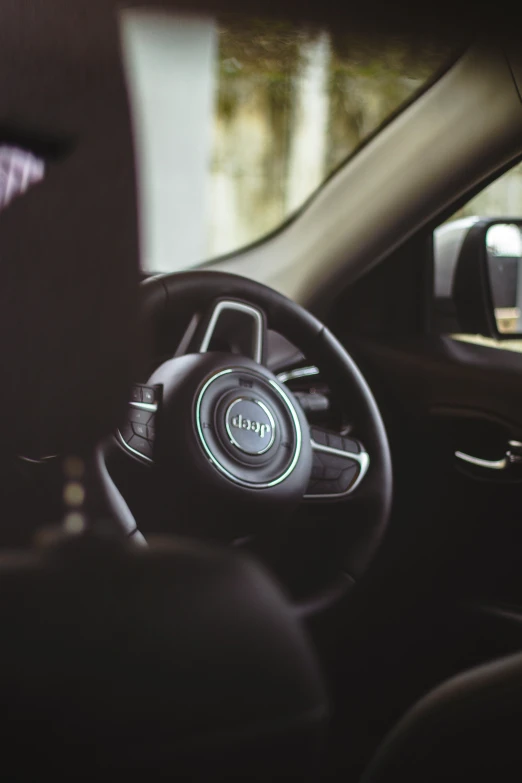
[231,414,270,439]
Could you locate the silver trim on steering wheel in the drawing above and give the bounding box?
[116,429,154,464]
[199,301,264,363]
[305,439,370,499]
[277,365,320,384]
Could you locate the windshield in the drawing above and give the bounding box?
[121,10,449,273]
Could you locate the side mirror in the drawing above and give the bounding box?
[434,217,522,339]
[485,222,522,335]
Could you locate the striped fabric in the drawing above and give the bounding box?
[0,146,44,212]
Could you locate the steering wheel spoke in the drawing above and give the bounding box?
[305,426,370,500]
[186,298,268,364]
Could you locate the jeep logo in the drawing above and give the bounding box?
[225,397,276,456]
[231,413,270,440]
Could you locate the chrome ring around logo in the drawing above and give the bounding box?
[225,397,276,455]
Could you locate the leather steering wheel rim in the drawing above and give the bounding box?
[136,270,393,585]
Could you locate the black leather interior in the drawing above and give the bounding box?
[0,3,329,778]
[0,533,328,779]
[361,649,522,782]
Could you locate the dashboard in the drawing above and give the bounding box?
[266,330,349,436]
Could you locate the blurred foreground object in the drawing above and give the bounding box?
[0,146,44,212]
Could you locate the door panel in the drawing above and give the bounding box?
[322,331,522,778]
[346,333,522,611]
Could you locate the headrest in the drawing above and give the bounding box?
[0,533,328,778]
[0,0,140,457]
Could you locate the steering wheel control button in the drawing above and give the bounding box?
[142,387,156,404]
[340,464,359,490]
[308,453,358,495]
[132,422,148,439]
[129,407,152,424]
[195,367,303,489]
[308,427,370,498]
[311,451,356,482]
[117,385,161,463]
[129,384,159,411]
[225,398,276,455]
[119,423,134,444]
[311,427,362,456]
[310,427,328,446]
[128,435,153,459]
[342,435,361,454]
[327,433,344,451]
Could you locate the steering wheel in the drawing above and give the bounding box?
[113,270,392,609]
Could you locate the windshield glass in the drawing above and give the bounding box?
[121,10,450,273]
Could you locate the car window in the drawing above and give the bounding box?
[121,9,450,273]
[448,161,522,222]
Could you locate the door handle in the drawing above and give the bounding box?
[455,452,508,470]
[455,440,522,471]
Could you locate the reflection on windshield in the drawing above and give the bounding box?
[122,10,449,272]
